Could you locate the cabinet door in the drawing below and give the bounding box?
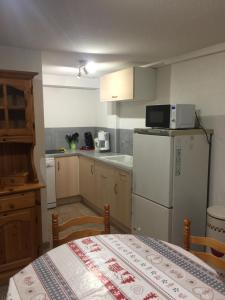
[114,170,132,228]
[55,156,79,199]
[0,208,36,267]
[0,84,7,135]
[0,79,34,136]
[100,68,134,101]
[99,73,113,102]
[95,162,116,214]
[79,157,95,203]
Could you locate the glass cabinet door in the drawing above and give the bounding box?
[0,84,6,129]
[0,82,33,136]
[0,84,3,107]
[7,85,26,129]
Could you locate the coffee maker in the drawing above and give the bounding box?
[80,132,94,150]
[94,131,110,152]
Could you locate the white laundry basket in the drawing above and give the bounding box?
[207,205,225,278]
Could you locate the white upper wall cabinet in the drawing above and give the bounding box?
[100,67,156,102]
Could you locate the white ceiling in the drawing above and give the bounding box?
[1,0,225,76]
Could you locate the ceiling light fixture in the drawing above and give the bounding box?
[76,66,81,79]
[76,60,97,78]
[83,66,88,75]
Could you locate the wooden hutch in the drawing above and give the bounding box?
[0,70,43,284]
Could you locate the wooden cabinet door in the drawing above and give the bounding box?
[114,170,132,228]
[79,156,95,203]
[95,162,116,214]
[100,73,113,102]
[0,208,36,268]
[0,79,34,136]
[0,84,7,136]
[55,156,79,199]
[100,67,134,101]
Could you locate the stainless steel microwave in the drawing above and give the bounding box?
[145,104,195,129]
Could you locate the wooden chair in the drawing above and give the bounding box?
[183,218,225,271]
[52,204,110,248]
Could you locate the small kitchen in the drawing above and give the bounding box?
[42,53,217,249]
[1,1,225,297]
[43,64,149,237]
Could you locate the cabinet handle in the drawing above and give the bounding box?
[90,165,94,175]
[101,174,107,179]
[57,161,60,171]
[119,173,126,177]
[112,95,118,99]
[114,183,118,195]
[9,204,15,209]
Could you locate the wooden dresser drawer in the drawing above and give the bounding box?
[0,192,35,213]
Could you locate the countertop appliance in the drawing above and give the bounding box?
[146,104,195,129]
[132,128,212,246]
[84,131,94,150]
[95,131,110,152]
[45,157,56,208]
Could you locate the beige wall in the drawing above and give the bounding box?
[0,46,48,242]
[43,74,101,129]
[170,52,225,116]
[169,52,225,207]
[43,86,99,128]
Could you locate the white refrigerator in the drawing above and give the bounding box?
[132,128,211,246]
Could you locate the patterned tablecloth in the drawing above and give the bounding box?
[7,234,225,300]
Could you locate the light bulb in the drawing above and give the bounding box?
[85,61,97,74]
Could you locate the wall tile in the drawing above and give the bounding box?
[45,127,96,150]
[117,129,133,155]
[45,127,134,155]
[95,127,117,152]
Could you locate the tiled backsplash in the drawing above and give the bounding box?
[117,129,133,155]
[45,127,96,151]
[45,127,134,154]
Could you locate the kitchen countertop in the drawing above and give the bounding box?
[45,150,133,172]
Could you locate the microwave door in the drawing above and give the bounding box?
[146,105,170,128]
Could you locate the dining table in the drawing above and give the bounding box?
[7,234,225,300]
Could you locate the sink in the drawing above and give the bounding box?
[46,149,65,154]
[101,155,133,168]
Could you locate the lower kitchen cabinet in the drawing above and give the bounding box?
[55,156,79,199]
[80,157,132,231]
[79,156,95,204]
[95,162,116,214]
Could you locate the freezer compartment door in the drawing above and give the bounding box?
[132,194,172,242]
[133,133,173,207]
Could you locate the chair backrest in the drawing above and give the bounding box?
[52,204,110,248]
[183,218,225,271]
